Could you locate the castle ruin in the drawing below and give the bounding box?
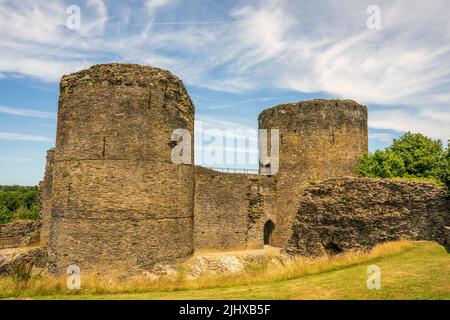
[30,63,450,275]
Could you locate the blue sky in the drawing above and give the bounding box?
[0,0,449,185]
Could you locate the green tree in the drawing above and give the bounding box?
[435,141,450,190]
[17,203,38,221]
[0,204,12,224]
[389,132,444,177]
[357,150,406,178]
[358,132,450,190]
[0,186,39,224]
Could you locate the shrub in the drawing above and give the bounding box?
[9,261,35,290]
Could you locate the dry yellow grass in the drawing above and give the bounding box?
[0,240,415,298]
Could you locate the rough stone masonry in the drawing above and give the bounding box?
[258,100,368,246]
[47,64,195,274]
[31,63,448,276]
[285,178,450,256]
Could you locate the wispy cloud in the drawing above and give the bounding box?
[369,132,395,143]
[0,105,56,119]
[146,0,175,11]
[0,132,52,142]
[0,0,449,141]
[208,97,284,109]
[369,106,450,142]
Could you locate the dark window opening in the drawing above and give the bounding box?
[263,220,275,245]
[323,241,343,255]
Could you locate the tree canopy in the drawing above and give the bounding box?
[0,185,38,223]
[357,132,450,190]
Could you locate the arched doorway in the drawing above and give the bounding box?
[263,220,275,245]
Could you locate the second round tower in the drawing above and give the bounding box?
[258,99,368,246]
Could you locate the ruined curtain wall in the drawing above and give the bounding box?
[285,178,450,256]
[194,167,276,251]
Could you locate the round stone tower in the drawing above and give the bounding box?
[258,99,368,246]
[48,64,195,274]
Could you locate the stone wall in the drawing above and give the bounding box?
[38,148,55,246]
[246,174,278,249]
[194,166,277,251]
[285,178,450,256]
[195,100,368,251]
[37,63,445,274]
[48,64,195,275]
[0,221,40,249]
[258,99,368,247]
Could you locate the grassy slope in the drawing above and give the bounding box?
[19,241,450,300]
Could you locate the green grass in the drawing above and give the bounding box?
[1,241,449,300]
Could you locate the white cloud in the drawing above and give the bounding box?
[369,132,395,143]
[146,0,175,11]
[0,105,56,119]
[0,0,67,44]
[0,0,449,141]
[196,115,257,135]
[208,97,284,110]
[0,53,90,82]
[0,132,52,142]
[86,0,108,32]
[369,106,450,141]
